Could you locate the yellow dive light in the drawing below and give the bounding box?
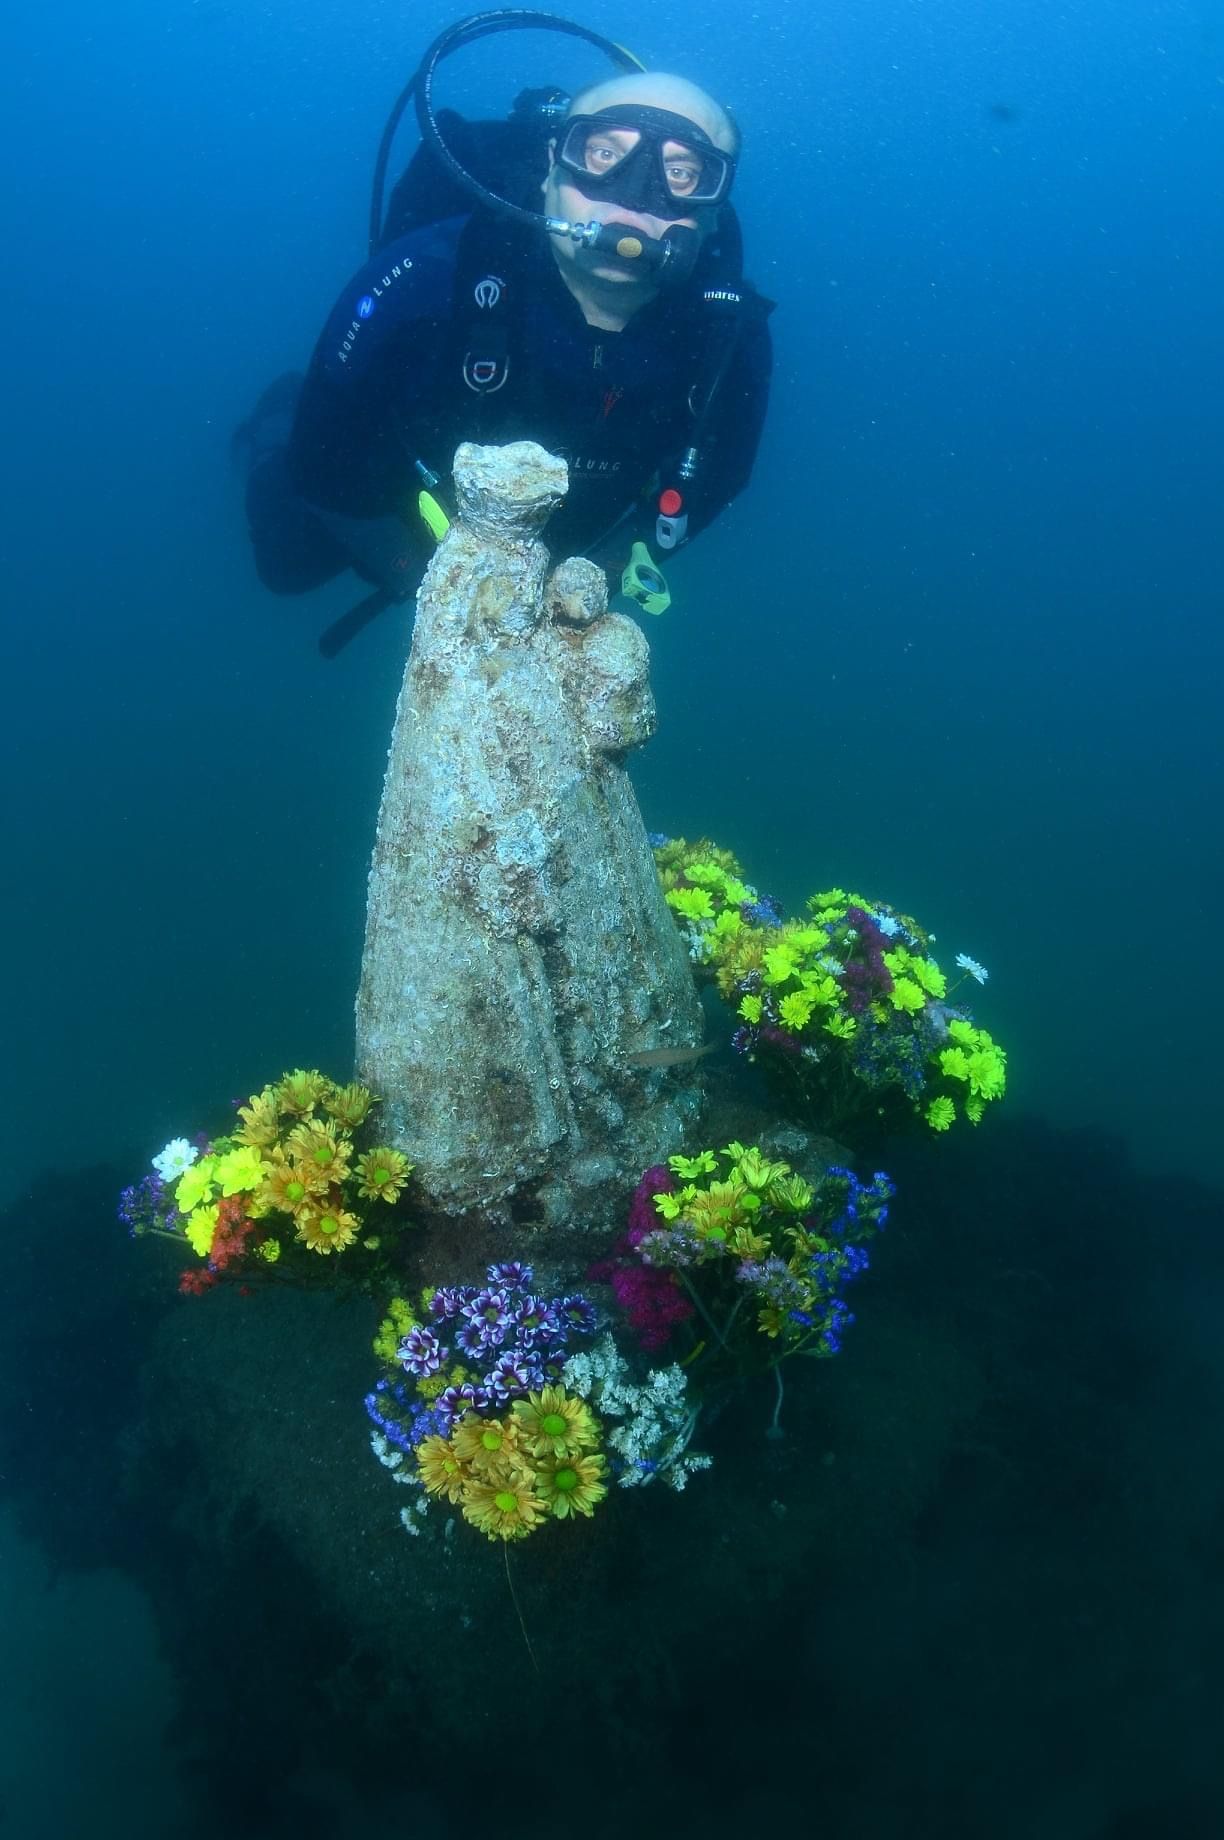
[621,541,671,616]
[418,490,451,542]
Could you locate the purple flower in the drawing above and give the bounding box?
[428,1286,465,1322]
[397,1327,447,1378]
[463,1286,512,1330]
[484,1352,532,1402]
[488,1261,533,1289]
[512,1294,551,1340]
[438,1382,485,1420]
[455,1319,488,1357]
[554,1293,597,1338]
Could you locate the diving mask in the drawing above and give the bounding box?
[556,105,736,222]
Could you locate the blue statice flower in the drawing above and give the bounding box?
[850,1016,928,1100]
[365,1376,421,1451]
[118,1172,181,1239]
[819,1298,855,1356]
[822,1166,895,1239]
[741,893,783,928]
[648,832,670,849]
[737,1256,809,1315]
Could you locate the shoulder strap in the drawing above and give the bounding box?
[449,208,530,414]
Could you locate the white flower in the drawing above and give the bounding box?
[152,1137,197,1182]
[872,911,901,938]
[955,953,989,985]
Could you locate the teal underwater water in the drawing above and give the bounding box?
[2,0,1223,1834]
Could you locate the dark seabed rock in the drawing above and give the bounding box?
[3,1111,1223,1838]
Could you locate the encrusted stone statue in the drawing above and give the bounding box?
[356,441,704,1232]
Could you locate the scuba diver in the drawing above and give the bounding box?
[234,11,774,655]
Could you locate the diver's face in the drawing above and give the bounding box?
[542,131,709,288]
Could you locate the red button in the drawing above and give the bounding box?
[658,488,683,516]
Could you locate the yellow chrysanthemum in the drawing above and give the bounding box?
[260,1156,327,1216]
[295,1204,360,1254]
[275,1069,329,1117]
[967,1048,1007,1101]
[910,956,947,999]
[926,1096,956,1132]
[799,972,842,1006]
[738,992,763,1024]
[889,977,927,1015]
[254,1238,281,1263]
[668,1150,718,1181]
[778,991,816,1031]
[461,1478,546,1542]
[729,1225,772,1261]
[416,1435,468,1503]
[684,1179,756,1240]
[184,1204,219,1258]
[175,1156,217,1215]
[762,946,800,986]
[824,1014,857,1041]
[665,885,716,922]
[510,1387,600,1459]
[285,1120,352,1184]
[451,1415,528,1479]
[767,1173,815,1214]
[212,1145,265,1197]
[355,1147,411,1203]
[728,1146,791,1191]
[534,1451,608,1521]
[234,1088,279,1148]
[323,1080,377,1129]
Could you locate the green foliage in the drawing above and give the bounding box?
[654,838,1007,1143]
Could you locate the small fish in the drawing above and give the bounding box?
[622,1043,715,1069]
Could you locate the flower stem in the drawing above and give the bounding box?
[766,1363,786,1440]
[679,1274,731,1352]
[503,1543,540,1678]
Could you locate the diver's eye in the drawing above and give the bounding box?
[583,130,637,173]
[665,162,702,195]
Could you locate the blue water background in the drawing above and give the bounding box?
[3,0,1221,1205]
[5,0,1221,1210]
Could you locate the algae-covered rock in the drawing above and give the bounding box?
[356,441,704,1227]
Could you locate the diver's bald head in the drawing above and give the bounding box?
[567,72,739,157]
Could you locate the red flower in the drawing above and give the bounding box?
[178,1268,218,1296]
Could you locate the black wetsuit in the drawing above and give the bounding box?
[244,210,772,600]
